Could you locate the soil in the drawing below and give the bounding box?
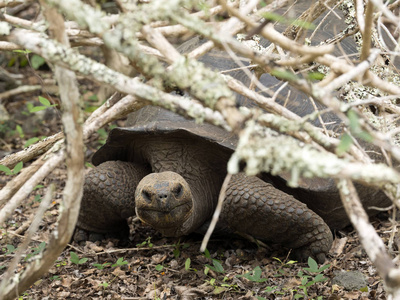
[1,175,392,300]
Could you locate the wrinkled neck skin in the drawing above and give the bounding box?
[132,136,228,236]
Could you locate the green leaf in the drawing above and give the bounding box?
[16,125,24,138]
[155,264,163,271]
[7,56,16,67]
[88,94,98,101]
[173,248,180,258]
[212,259,225,273]
[70,251,80,264]
[116,257,124,265]
[25,242,46,261]
[185,258,191,270]
[26,102,34,111]
[261,12,286,23]
[93,263,104,269]
[136,241,146,247]
[253,266,262,280]
[93,262,111,269]
[318,263,330,272]
[84,106,99,113]
[307,72,325,81]
[38,96,51,107]
[264,286,276,293]
[272,257,283,264]
[0,165,12,175]
[260,12,315,29]
[347,109,359,131]
[85,162,94,168]
[25,137,39,148]
[291,19,316,30]
[5,244,16,254]
[305,281,315,287]
[78,258,88,264]
[112,257,128,267]
[31,55,46,70]
[203,248,211,259]
[306,257,318,272]
[29,106,47,113]
[247,267,267,282]
[13,49,31,54]
[359,286,368,292]
[357,131,374,143]
[314,274,328,282]
[13,161,23,174]
[270,69,298,81]
[337,133,353,155]
[204,266,210,275]
[20,57,28,67]
[213,286,227,294]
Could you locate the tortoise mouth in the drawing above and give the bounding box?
[136,201,192,231]
[140,200,191,213]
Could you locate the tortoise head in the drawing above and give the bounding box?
[135,171,193,237]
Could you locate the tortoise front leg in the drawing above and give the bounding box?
[221,173,333,263]
[74,160,150,242]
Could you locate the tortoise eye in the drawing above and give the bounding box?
[142,190,152,202]
[173,184,183,198]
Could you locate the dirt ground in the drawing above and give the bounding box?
[0,174,393,299]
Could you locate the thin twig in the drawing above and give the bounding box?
[200,173,232,252]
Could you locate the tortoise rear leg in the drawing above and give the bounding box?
[74,161,150,243]
[221,173,333,263]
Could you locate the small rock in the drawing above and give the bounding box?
[332,270,368,291]
[151,253,166,264]
[169,259,178,268]
[0,104,9,122]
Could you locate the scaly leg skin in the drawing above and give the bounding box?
[74,160,150,243]
[221,173,333,263]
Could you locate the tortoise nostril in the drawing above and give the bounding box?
[157,193,168,201]
[142,190,152,202]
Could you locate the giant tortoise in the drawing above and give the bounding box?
[76,104,391,264]
[75,2,393,263]
[77,105,335,262]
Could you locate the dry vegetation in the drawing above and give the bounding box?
[0,0,400,299]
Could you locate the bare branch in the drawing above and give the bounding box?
[0,2,84,297]
[324,48,380,92]
[0,0,32,9]
[336,179,400,297]
[0,85,42,101]
[360,0,374,61]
